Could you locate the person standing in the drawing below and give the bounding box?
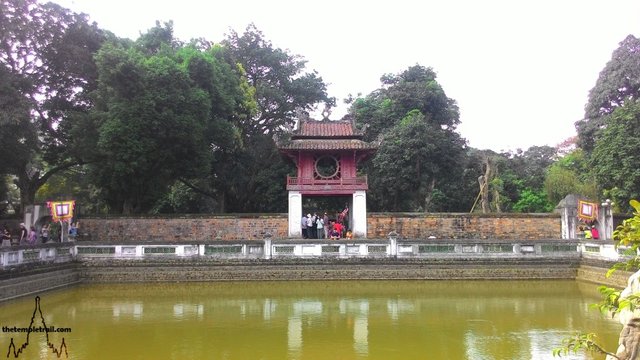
[28,226,37,245]
[69,221,78,240]
[316,215,324,239]
[323,213,330,239]
[1,225,11,247]
[41,223,50,243]
[301,215,308,239]
[309,213,317,239]
[305,214,313,239]
[18,223,27,245]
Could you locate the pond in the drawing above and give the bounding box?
[0,280,620,359]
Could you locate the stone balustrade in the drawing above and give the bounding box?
[0,243,74,269]
[1,238,632,269]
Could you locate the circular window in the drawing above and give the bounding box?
[314,155,340,179]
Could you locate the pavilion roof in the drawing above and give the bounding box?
[292,119,363,139]
[278,139,378,151]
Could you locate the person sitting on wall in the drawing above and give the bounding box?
[345,229,353,239]
[584,226,593,239]
[329,227,340,240]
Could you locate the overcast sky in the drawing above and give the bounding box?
[55,0,640,152]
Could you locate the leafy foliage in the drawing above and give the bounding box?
[352,66,468,212]
[512,188,553,213]
[577,35,640,153]
[590,100,640,211]
[544,149,598,205]
[553,333,618,358]
[0,0,105,212]
[221,24,333,136]
[367,110,466,211]
[89,26,212,213]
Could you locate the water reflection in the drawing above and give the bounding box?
[0,280,622,360]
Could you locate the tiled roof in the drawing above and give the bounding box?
[279,139,378,151]
[294,120,362,138]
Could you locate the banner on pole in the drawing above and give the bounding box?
[47,200,75,222]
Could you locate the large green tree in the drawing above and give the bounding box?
[576,35,640,153]
[352,65,468,212]
[368,110,466,211]
[88,25,213,213]
[590,100,640,210]
[573,34,640,210]
[222,24,333,135]
[0,0,104,213]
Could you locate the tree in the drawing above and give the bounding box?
[89,28,212,213]
[368,110,466,211]
[576,35,640,153]
[222,24,333,135]
[0,0,104,213]
[352,65,467,212]
[544,149,598,205]
[590,100,640,211]
[353,64,460,142]
[512,188,554,213]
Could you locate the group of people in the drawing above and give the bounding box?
[581,221,600,239]
[300,212,352,240]
[1,223,39,246]
[0,221,79,247]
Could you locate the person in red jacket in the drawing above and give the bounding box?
[333,221,343,238]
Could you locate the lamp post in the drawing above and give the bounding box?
[600,199,614,240]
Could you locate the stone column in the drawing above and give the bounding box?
[557,194,580,239]
[599,199,615,241]
[288,191,302,238]
[352,191,367,238]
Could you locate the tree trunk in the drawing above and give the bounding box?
[15,172,42,216]
[423,178,436,211]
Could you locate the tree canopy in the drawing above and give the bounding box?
[577,35,640,154]
[351,66,468,212]
[590,100,640,210]
[573,34,640,211]
[0,0,104,212]
[88,28,213,213]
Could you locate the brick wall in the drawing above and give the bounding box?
[79,214,289,242]
[367,213,561,240]
[78,212,561,242]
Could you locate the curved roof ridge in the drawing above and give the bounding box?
[294,118,363,139]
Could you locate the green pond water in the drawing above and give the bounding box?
[0,280,622,360]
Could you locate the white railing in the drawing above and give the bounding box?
[0,239,631,269]
[0,244,74,268]
[580,241,634,262]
